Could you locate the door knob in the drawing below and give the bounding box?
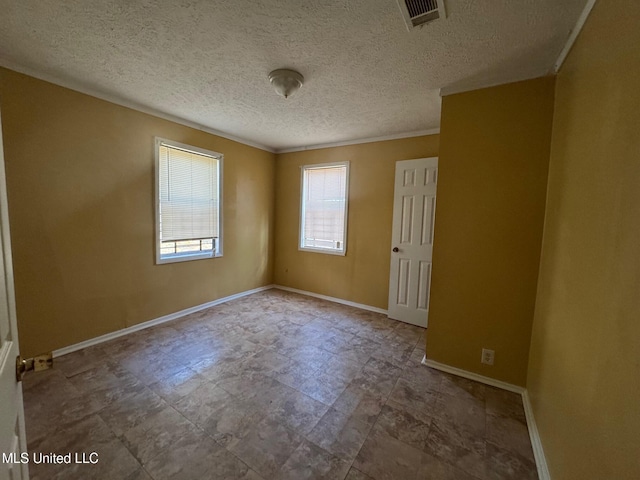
[392,247,399,252]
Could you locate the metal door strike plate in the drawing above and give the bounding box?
[16,352,53,381]
[33,352,53,372]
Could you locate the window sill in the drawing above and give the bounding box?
[156,252,221,264]
[298,246,346,256]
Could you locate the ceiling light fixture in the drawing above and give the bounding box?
[268,69,304,99]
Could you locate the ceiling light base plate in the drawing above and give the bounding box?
[269,69,304,98]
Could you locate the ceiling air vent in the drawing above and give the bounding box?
[396,0,446,30]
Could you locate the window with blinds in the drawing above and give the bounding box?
[300,162,349,255]
[155,138,222,264]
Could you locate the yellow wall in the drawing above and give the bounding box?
[527,0,640,478]
[0,68,276,357]
[274,136,439,309]
[426,77,555,386]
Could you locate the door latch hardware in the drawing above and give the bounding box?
[16,352,53,382]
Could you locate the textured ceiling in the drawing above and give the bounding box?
[0,0,587,151]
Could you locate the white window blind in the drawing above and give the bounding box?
[300,162,349,255]
[156,139,222,263]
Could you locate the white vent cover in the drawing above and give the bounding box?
[396,0,446,30]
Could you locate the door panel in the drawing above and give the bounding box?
[0,110,29,480]
[400,196,414,243]
[421,195,436,245]
[417,261,431,311]
[388,157,438,328]
[396,259,411,306]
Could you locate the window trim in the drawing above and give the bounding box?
[299,161,350,256]
[154,137,224,265]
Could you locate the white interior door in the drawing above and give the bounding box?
[387,157,438,328]
[0,111,29,480]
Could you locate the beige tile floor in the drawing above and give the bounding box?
[23,289,538,480]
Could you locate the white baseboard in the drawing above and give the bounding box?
[522,390,551,480]
[422,356,550,479]
[422,357,524,394]
[53,284,275,358]
[273,285,388,315]
[53,283,384,358]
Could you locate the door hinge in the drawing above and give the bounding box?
[16,353,53,382]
